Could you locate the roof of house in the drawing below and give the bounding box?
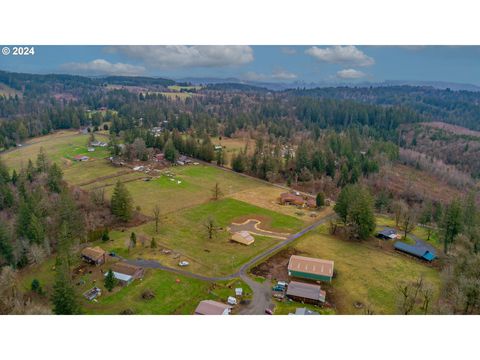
[74,155,89,160]
[378,227,397,238]
[394,241,436,260]
[294,307,319,315]
[286,281,325,302]
[288,255,334,277]
[111,262,143,276]
[231,231,255,245]
[81,246,106,261]
[280,192,305,205]
[194,300,231,315]
[106,271,132,283]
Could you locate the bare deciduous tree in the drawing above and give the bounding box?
[204,217,218,240]
[211,182,223,201]
[153,204,161,233]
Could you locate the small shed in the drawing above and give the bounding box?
[235,288,243,296]
[394,241,436,261]
[288,255,334,282]
[230,231,255,246]
[377,227,398,240]
[286,281,326,305]
[107,262,145,285]
[194,300,231,315]
[73,155,89,162]
[81,246,106,265]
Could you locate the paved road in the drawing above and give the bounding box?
[125,213,336,314]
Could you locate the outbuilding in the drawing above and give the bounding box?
[194,300,231,315]
[230,231,255,246]
[377,227,399,240]
[81,246,106,265]
[394,241,436,261]
[286,281,326,305]
[73,155,89,162]
[288,255,334,282]
[107,262,145,285]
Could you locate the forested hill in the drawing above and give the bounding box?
[0,70,175,96]
[285,86,480,131]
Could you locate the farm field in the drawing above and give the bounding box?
[0,130,110,170]
[211,136,254,166]
[290,225,441,314]
[102,198,305,276]
[0,83,22,98]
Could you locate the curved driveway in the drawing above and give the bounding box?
[126,214,336,314]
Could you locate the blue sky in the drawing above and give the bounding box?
[1,45,479,85]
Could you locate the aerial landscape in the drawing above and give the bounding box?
[0,45,479,316]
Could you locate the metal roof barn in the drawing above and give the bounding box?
[394,241,436,261]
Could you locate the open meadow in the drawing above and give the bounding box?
[290,225,441,314]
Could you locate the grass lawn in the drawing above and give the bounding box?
[84,270,251,315]
[274,301,336,315]
[17,257,252,315]
[102,198,304,276]
[376,215,442,250]
[100,164,268,216]
[0,130,110,171]
[292,225,441,314]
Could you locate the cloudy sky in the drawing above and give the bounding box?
[1,45,480,85]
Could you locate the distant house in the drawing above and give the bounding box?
[394,241,436,261]
[91,140,108,147]
[280,192,305,206]
[81,246,106,265]
[194,300,231,315]
[87,147,95,152]
[286,281,326,305]
[73,155,89,162]
[214,145,223,151]
[155,153,165,161]
[377,227,398,240]
[289,307,319,315]
[288,255,334,282]
[106,262,145,285]
[230,231,255,246]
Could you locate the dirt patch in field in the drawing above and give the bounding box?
[250,248,300,281]
[78,170,133,187]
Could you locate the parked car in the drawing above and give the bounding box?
[108,252,116,257]
[265,307,274,315]
[178,261,190,267]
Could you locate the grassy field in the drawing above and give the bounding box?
[0,83,22,98]
[168,85,203,91]
[376,215,442,250]
[274,301,335,315]
[17,258,251,315]
[102,198,304,276]
[211,136,254,167]
[291,225,441,314]
[84,272,250,315]
[99,165,273,216]
[0,131,110,170]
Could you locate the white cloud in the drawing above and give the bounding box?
[60,59,145,76]
[271,69,297,80]
[336,68,366,79]
[306,46,375,67]
[109,45,254,68]
[243,68,297,82]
